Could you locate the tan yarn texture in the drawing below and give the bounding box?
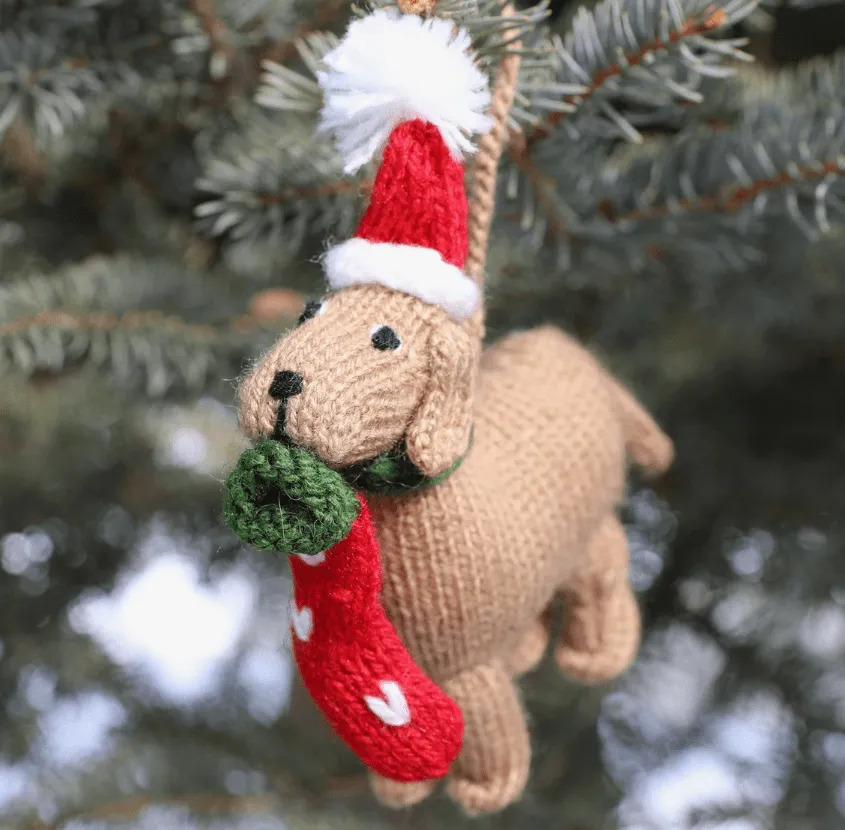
[464,21,521,289]
[238,286,480,475]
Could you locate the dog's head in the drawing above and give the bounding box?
[238,285,479,478]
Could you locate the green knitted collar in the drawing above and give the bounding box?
[341,432,473,497]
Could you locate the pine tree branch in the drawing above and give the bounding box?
[0,310,220,341]
[261,0,350,65]
[0,30,105,145]
[432,0,552,64]
[0,309,263,398]
[604,158,845,225]
[22,792,276,830]
[195,112,365,253]
[256,177,371,206]
[188,0,238,77]
[0,1,209,166]
[527,7,727,144]
[518,0,757,145]
[0,118,46,185]
[256,33,338,113]
[590,104,845,240]
[0,256,216,325]
[506,140,571,239]
[500,53,845,272]
[497,0,761,249]
[700,50,845,121]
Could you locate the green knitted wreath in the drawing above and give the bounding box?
[223,440,360,555]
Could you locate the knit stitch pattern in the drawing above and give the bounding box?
[341,434,472,495]
[355,119,468,269]
[222,440,359,555]
[365,325,670,814]
[237,286,674,814]
[238,286,467,466]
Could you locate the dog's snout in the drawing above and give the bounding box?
[270,370,304,400]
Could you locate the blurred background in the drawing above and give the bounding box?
[2,0,845,827]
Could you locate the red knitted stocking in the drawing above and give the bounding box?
[289,494,464,781]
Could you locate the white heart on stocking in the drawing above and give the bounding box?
[290,600,313,642]
[364,680,411,727]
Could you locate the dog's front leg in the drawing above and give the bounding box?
[444,661,531,815]
[368,772,437,808]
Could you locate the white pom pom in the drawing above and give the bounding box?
[317,9,492,174]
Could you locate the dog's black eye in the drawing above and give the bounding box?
[297,300,325,326]
[371,325,401,351]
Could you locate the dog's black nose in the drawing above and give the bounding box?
[269,370,303,400]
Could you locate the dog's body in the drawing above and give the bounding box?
[238,288,672,814]
[372,324,668,681]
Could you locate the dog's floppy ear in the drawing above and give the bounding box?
[405,322,479,478]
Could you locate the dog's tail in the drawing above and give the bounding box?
[607,377,674,477]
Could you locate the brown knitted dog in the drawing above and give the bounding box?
[238,286,672,813]
[236,7,674,816]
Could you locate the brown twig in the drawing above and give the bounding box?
[248,288,305,321]
[261,0,350,66]
[188,0,237,70]
[0,309,218,338]
[2,300,302,340]
[1,118,47,188]
[23,793,276,830]
[503,5,731,239]
[599,157,845,224]
[505,143,569,239]
[258,177,371,207]
[523,7,728,148]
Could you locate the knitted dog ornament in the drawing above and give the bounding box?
[226,4,491,790]
[228,3,675,818]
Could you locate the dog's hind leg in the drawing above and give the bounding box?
[555,514,641,684]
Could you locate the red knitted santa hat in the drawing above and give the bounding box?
[316,8,492,321]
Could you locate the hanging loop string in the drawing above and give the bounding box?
[393,0,521,290]
[465,5,522,287]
